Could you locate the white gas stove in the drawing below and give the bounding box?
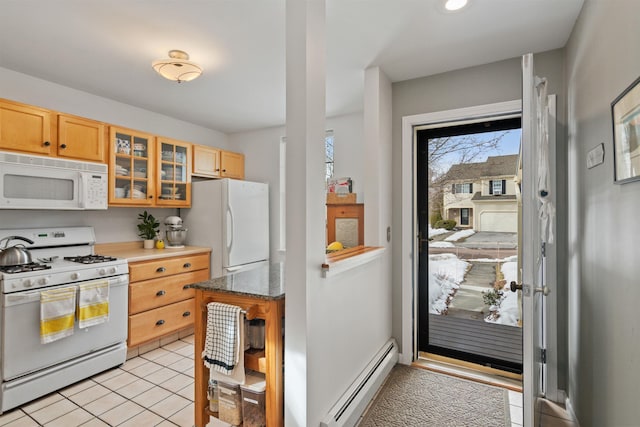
[0,227,128,293]
[0,226,129,413]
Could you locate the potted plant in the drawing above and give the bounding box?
[137,211,160,249]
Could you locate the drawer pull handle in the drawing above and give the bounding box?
[156,290,166,296]
[60,143,67,149]
[43,141,51,147]
[156,267,166,273]
[183,262,192,268]
[156,319,165,326]
[183,311,191,317]
[183,285,190,290]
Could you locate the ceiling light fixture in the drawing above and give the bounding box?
[152,50,202,83]
[444,0,468,12]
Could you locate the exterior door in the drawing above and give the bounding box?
[521,52,553,427]
[460,208,469,226]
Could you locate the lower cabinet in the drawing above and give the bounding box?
[127,252,210,347]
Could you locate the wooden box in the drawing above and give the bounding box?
[326,192,356,204]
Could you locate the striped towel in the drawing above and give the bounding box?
[202,302,242,375]
[78,280,109,328]
[40,286,77,344]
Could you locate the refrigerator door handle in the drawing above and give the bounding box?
[226,205,234,253]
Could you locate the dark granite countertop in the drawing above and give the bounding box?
[188,263,285,300]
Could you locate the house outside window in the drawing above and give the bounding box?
[453,183,473,194]
[489,179,507,195]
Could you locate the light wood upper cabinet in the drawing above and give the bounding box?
[0,99,106,162]
[192,144,221,178]
[0,99,53,155]
[192,144,245,180]
[57,114,106,162]
[220,150,245,179]
[108,126,155,206]
[156,137,192,207]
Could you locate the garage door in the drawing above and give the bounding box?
[479,211,517,232]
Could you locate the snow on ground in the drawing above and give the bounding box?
[485,256,519,326]
[444,229,476,242]
[428,226,449,238]
[429,241,455,248]
[428,254,469,314]
[470,255,518,263]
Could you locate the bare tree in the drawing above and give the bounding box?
[429,132,510,179]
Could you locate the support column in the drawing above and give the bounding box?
[284,0,326,426]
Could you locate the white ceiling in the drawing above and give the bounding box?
[0,0,583,134]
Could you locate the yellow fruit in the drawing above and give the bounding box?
[155,239,165,249]
[327,241,344,251]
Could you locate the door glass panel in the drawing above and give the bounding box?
[417,117,524,373]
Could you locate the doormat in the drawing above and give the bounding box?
[358,365,511,427]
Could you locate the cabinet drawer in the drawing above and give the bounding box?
[129,253,209,282]
[128,298,195,347]
[129,269,208,314]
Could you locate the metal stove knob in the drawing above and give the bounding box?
[38,277,49,286]
[23,279,33,288]
[98,268,107,276]
[109,267,117,274]
[71,272,80,280]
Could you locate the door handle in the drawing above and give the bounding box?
[510,281,550,296]
[535,286,551,296]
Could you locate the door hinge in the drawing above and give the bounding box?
[541,242,546,257]
[541,348,547,364]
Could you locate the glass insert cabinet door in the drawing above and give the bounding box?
[156,137,192,206]
[109,127,155,205]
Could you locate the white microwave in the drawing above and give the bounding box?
[0,151,108,210]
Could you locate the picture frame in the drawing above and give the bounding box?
[612,75,640,183]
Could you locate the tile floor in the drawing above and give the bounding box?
[0,335,205,427]
[0,334,576,427]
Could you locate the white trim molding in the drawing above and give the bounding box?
[400,99,521,365]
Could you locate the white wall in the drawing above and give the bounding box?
[229,112,364,259]
[0,67,229,243]
[565,1,640,425]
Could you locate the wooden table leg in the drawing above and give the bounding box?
[265,299,284,426]
[194,291,209,427]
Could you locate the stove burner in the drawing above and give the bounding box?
[0,263,52,274]
[64,255,118,264]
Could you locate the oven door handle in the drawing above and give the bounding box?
[3,275,129,307]
[5,291,42,306]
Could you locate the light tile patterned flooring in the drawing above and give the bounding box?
[0,336,200,427]
[0,334,576,427]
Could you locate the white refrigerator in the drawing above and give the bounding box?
[183,178,269,278]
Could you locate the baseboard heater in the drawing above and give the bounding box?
[320,338,398,427]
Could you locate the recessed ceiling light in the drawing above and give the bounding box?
[444,0,468,12]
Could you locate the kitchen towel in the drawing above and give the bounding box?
[203,302,246,384]
[78,280,110,328]
[40,286,77,344]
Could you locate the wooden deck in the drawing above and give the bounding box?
[428,313,522,366]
